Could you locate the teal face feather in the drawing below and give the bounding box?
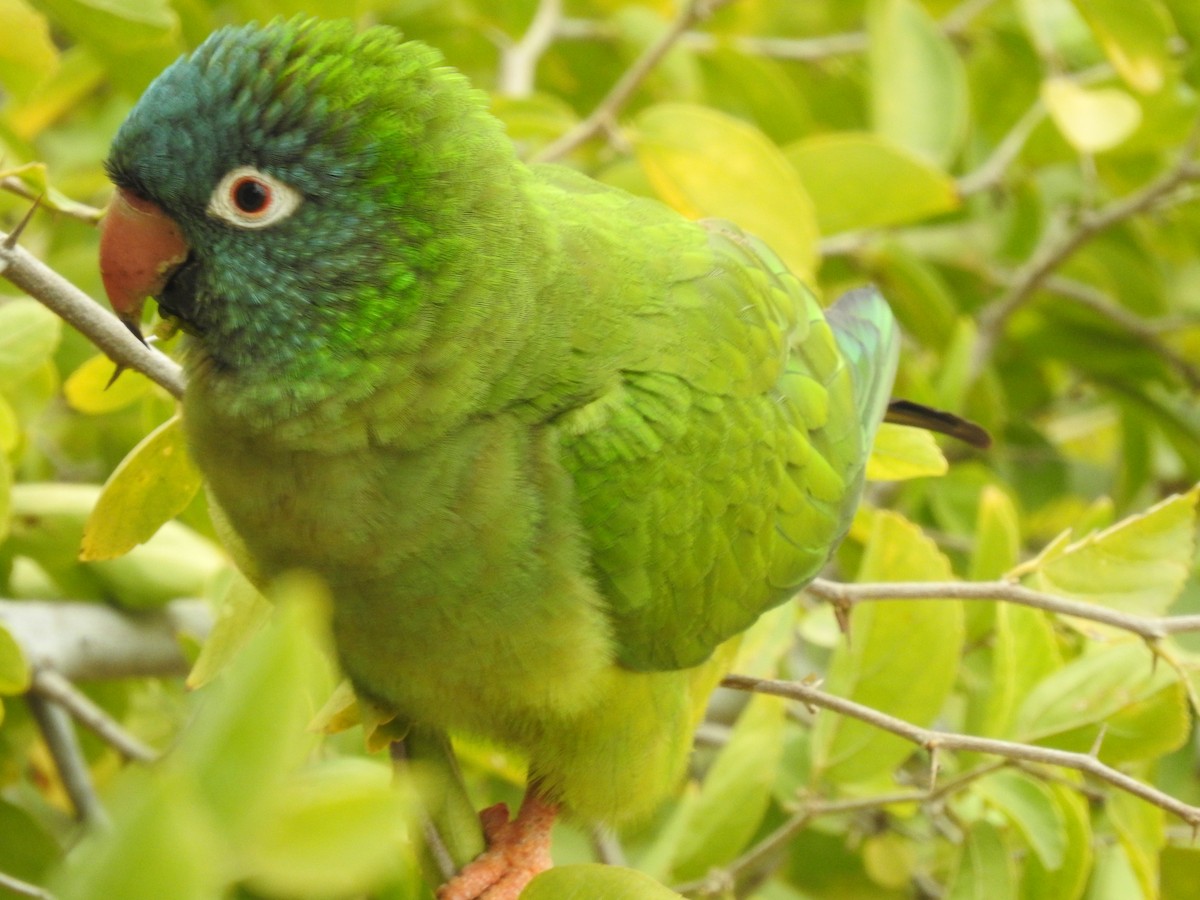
[103,19,515,376]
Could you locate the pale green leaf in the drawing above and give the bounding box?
[524,864,684,900]
[1016,642,1189,763]
[175,579,332,837]
[946,820,1017,900]
[0,392,18,453]
[868,0,969,167]
[1072,0,1177,93]
[0,623,30,694]
[1017,0,1099,62]
[967,603,1062,740]
[0,0,58,100]
[246,758,409,897]
[1042,77,1142,153]
[786,132,960,234]
[974,770,1066,870]
[866,423,948,481]
[970,486,1021,582]
[1021,781,1092,900]
[1107,792,1164,899]
[0,299,62,386]
[811,510,963,784]
[862,832,917,890]
[632,102,819,279]
[1084,842,1146,900]
[1023,487,1198,618]
[64,354,153,415]
[187,569,273,690]
[81,415,202,560]
[0,452,10,546]
[670,693,786,880]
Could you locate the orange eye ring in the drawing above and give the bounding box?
[230,176,273,216]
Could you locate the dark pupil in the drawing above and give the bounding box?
[233,179,270,213]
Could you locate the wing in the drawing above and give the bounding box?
[553,210,899,671]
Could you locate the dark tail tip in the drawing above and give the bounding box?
[885,399,992,449]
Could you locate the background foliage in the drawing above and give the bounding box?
[2,0,1200,897]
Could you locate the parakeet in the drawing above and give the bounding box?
[98,18,984,900]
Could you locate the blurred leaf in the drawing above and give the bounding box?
[0,0,58,100]
[974,770,1066,869]
[1017,0,1102,64]
[866,422,949,481]
[524,864,685,899]
[632,102,819,279]
[187,568,272,689]
[0,392,19,453]
[970,486,1021,582]
[64,354,154,414]
[1072,0,1177,94]
[0,299,61,386]
[1020,487,1199,618]
[81,415,202,561]
[1042,77,1142,153]
[1016,642,1189,763]
[176,578,331,838]
[868,0,968,166]
[1085,842,1146,900]
[945,820,1016,900]
[670,693,786,880]
[245,758,409,897]
[812,510,963,784]
[1107,791,1163,899]
[1021,781,1092,900]
[0,622,30,693]
[786,132,960,234]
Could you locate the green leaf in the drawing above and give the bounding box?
[1042,77,1142,153]
[0,451,10,546]
[63,354,154,415]
[523,864,684,900]
[1022,487,1199,619]
[868,0,969,167]
[811,510,964,784]
[51,768,224,900]
[0,392,18,453]
[175,579,332,837]
[866,423,949,481]
[1084,842,1146,900]
[1072,0,1177,93]
[1107,792,1163,899]
[970,486,1021,582]
[0,0,59,100]
[245,758,410,897]
[81,415,202,560]
[786,132,960,234]
[946,820,1017,900]
[0,299,62,387]
[1021,781,1093,900]
[1015,642,1189,763]
[974,770,1066,870]
[0,623,30,693]
[187,569,273,690]
[632,102,819,279]
[669,693,786,881]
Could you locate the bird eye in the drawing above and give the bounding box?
[207,166,301,229]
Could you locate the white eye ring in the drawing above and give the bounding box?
[207,166,301,229]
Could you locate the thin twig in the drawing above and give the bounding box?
[0,871,56,900]
[805,577,1200,641]
[1,176,104,224]
[0,224,185,400]
[26,694,110,828]
[497,0,563,97]
[722,673,1200,828]
[969,118,1200,382]
[533,0,739,163]
[32,669,158,763]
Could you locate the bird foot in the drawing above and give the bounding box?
[436,792,557,900]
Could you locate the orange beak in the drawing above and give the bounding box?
[98,188,189,341]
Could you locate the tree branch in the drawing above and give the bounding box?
[0,871,55,900]
[26,693,109,828]
[0,599,210,682]
[722,673,1200,828]
[497,0,563,98]
[31,668,158,763]
[532,0,738,163]
[0,222,186,400]
[969,118,1200,382]
[805,577,1200,641]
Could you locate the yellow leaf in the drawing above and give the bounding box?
[80,415,202,560]
[1042,77,1142,153]
[867,422,949,481]
[64,353,154,415]
[632,103,819,280]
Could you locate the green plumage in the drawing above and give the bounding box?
[106,19,899,823]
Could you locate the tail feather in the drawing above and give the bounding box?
[885,399,992,448]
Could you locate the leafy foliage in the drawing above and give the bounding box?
[1,0,1199,898]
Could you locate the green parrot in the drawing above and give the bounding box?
[98,18,985,899]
